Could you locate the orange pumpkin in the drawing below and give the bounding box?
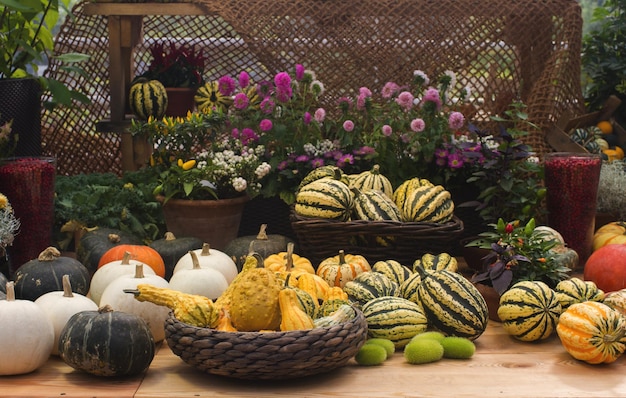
[264,242,315,275]
[584,244,626,292]
[592,221,626,251]
[316,250,371,288]
[98,245,166,278]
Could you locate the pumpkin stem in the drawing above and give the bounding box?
[338,249,346,265]
[108,233,121,244]
[134,263,146,278]
[164,231,176,241]
[5,281,15,301]
[285,242,295,272]
[247,240,255,256]
[256,224,269,240]
[604,325,626,343]
[98,304,114,313]
[121,251,132,265]
[38,246,61,262]
[62,274,74,298]
[201,243,211,256]
[189,251,202,270]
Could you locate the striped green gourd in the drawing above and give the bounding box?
[361,296,428,348]
[401,184,454,223]
[399,272,422,304]
[351,164,394,198]
[554,277,604,310]
[372,260,413,286]
[129,78,168,120]
[294,178,353,221]
[342,271,399,306]
[416,268,488,340]
[497,280,562,342]
[297,165,344,191]
[289,286,318,319]
[413,252,458,273]
[392,177,434,210]
[352,188,402,221]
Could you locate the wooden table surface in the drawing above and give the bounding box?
[1,318,625,398]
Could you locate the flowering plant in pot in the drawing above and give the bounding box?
[196,64,473,204]
[138,41,207,89]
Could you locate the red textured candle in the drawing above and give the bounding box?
[544,152,601,269]
[0,157,56,274]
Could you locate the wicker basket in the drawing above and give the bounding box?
[164,309,368,380]
[290,211,464,266]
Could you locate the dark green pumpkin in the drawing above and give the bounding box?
[14,247,90,301]
[222,224,293,271]
[149,232,203,280]
[0,270,8,294]
[76,227,143,275]
[58,305,155,376]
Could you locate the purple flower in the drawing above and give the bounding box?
[259,119,273,132]
[218,75,236,96]
[353,146,376,155]
[343,120,355,132]
[336,154,355,167]
[381,82,399,99]
[295,154,310,162]
[310,158,325,168]
[396,91,414,111]
[422,87,442,110]
[356,94,368,110]
[259,98,275,114]
[382,124,393,137]
[447,153,464,169]
[400,133,410,143]
[238,71,250,88]
[359,87,372,97]
[231,128,240,139]
[295,64,305,80]
[256,81,273,98]
[277,160,289,171]
[303,112,312,125]
[275,86,293,102]
[274,72,292,90]
[233,92,250,110]
[314,108,326,123]
[410,118,426,132]
[241,128,259,145]
[448,111,465,130]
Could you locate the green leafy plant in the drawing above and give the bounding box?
[0,0,90,109]
[54,170,164,249]
[469,218,571,295]
[581,0,626,127]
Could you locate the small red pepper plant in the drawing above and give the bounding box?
[468,218,571,295]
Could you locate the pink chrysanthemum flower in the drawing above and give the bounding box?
[275,86,292,102]
[259,119,273,132]
[422,87,442,110]
[241,128,259,145]
[314,108,326,123]
[343,120,355,132]
[381,82,400,99]
[218,75,236,96]
[310,158,325,168]
[410,118,426,132]
[303,112,312,125]
[448,111,465,130]
[359,87,372,98]
[274,72,292,90]
[295,154,309,162]
[382,124,393,137]
[277,160,289,171]
[259,98,275,114]
[396,91,414,111]
[233,92,250,110]
[295,64,305,81]
[447,153,464,169]
[238,71,250,88]
[356,94,368,110]
[336,154,355,167]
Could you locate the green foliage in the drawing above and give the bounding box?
[54,170,165,249]
[581,0,626,126]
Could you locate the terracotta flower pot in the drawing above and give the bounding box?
[157,195,249,250]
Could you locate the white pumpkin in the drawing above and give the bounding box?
[89,251,156,305]
[168,251,229,300]
[35,275,98,355]
[99,263,170,342]
[0,282,55,375]
[173,243,238,283]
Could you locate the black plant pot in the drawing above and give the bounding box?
[0,78,42,156]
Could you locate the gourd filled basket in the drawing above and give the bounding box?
[290,212,464,266]
[164,308,368,380]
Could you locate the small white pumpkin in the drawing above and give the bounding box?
[0,282,55,375]
[173,243,238,283]
[88,251,156,305]
[99,263,170,342]
[35,275,99,355]
[169,251,229,300]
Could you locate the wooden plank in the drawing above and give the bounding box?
[83,2,211,16]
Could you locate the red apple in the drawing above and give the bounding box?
[584,244,626,292]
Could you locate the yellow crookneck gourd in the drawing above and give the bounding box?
[278,287,315,331]
[125,284,216,327]
[217,250,282,332]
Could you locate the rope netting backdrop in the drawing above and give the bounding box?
[42,0,585,176]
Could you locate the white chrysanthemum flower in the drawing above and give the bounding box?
[232,177,247,192]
